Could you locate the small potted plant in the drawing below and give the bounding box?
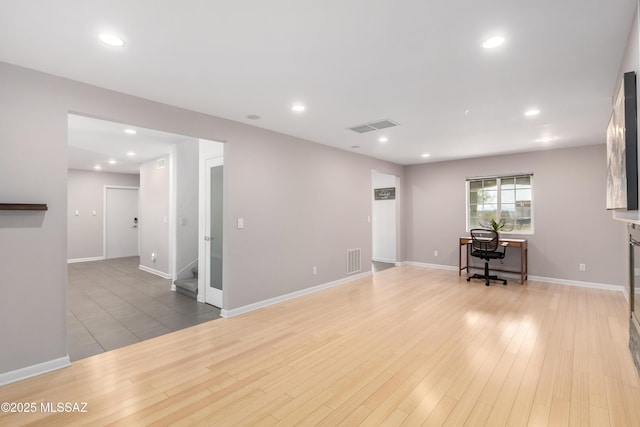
[480,218,513,234]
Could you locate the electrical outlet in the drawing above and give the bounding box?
[313,266,317,275]
[579,263,586,271]
[434,250,439,257]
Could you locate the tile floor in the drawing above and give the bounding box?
[372,261,395,272]
[67,257,220,361]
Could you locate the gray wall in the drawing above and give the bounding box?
[139,156,171,274]
[225,129,403,307]
[67,169,140,260]
[0,61,402,377]
[404,145,628,286]
[175,140,199,280]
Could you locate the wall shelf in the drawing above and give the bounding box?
[0,203,48,211]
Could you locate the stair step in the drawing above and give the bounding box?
[174,278,198,293]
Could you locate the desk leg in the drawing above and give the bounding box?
[524,247,528,282]
[466,244,469,275]
[520,245,524,284]
[458,243,462,276]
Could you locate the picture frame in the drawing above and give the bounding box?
[606,71,638,210]
[374,187,395,200]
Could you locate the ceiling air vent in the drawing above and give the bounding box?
[369,119,398,130]
[348,119,399,134]
[349,124,377,133]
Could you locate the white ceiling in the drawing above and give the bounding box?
[0,1,637,165]
[68,114,195,174]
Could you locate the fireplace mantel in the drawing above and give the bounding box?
[613,210,640,224]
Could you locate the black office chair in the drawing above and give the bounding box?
[466,228,507,286]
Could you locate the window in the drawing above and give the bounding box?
[467,174,533,234]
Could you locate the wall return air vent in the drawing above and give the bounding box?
[347,119,399,134]
[347,248,362,275]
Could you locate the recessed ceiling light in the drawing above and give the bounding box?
[378,137,389,143]
[246,114,261,120]
[98,33,125,47]
[108,159,117,164]
[126,151,136,157]
[422,153,431,158]
[482,36,505,49]
[93,165,102,170]
[524,109,540,117]
[292,104,306,113]
[351,145,360,149]
[124,129,137,135]
[537,136,557,143]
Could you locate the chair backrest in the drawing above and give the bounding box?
[470,228,499,252]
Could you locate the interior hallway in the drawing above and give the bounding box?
[67,257,220,361]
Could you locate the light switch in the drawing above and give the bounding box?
[237,218,244,229]
[92,210,96,216]
[180,217,187,226]
[75,210,79,216]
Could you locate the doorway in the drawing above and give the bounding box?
[372,171,398,271]
[104,186,139,259]
[67,114,224,359]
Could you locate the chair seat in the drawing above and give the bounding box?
[470,249,505,260]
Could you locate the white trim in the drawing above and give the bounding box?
[400,262,624,292]
[527,275,624,292]
[401,261,459,271]
[138,264,173,279]
[0,356,70,386]
[168,149,176,280]
[372,257,396,264]
[67,256,105,264]
[220,271,372,318]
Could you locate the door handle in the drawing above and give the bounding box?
[204,236,211,242]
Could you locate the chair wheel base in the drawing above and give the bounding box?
[467,273,507,287]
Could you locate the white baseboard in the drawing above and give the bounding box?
[400,261,623,292]
[528,275,624,292]
[220,271,373,318]
[0,355,70,387]
[67,256,105,264]
[372,257,396,264]
[400,261,459,271]
[138,265,173,280]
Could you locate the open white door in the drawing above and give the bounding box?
[205,157,223,307]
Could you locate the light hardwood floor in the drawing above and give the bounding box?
[1,266,639,426]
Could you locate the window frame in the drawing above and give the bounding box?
[465,173,534,235]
